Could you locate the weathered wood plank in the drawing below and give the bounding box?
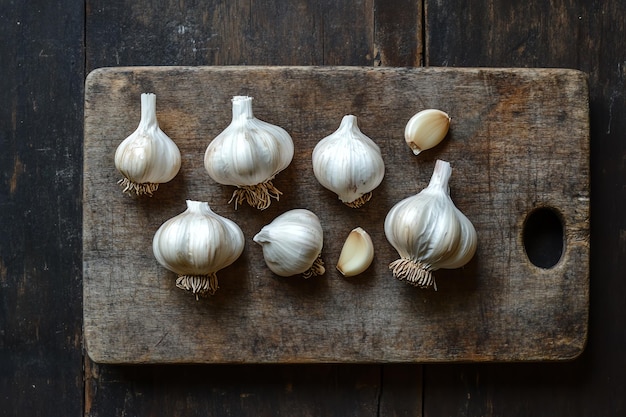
[85,362,385,417]
[0,1,84,416]
[86,0,378,70]
[374,0,422,66]
[83,66,589,364]
[423,1,624,416]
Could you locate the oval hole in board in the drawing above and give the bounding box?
[523,207,564,269]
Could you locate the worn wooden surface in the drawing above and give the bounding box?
[2,0,625,415]
[0,2,84,417]
[83,66,589,364]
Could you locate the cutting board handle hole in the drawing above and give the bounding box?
[522,207,564,269]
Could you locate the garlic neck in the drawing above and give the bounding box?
[138,93,158,129]
[186,200,212,214]
[231,96,254,120]
[338,115,359,136]
[427,159,452,191]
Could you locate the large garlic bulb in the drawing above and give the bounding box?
[384,160,477,290]
[312,115,385,208]
[204,96,294,210]
[152,200,245,298]
[114,93,181,196]
[253,209,325,278]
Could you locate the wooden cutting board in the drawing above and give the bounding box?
[83,66,589,364]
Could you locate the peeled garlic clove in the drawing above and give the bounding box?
[204,96,294,210]
[253,209,325,278]
[312,115,385,208]
[384,160,477,290]
[114,93,181,196]
[336,227,374,277]
[152,200,245,299]
[404,109,451,155]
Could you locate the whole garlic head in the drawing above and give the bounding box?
[384,160,477,290]
[204,96,294,210]
[404,109,451,155]
[253,209,325,278]
[152,200,245,298]
[312,115,385,208]
[114,93,181,196]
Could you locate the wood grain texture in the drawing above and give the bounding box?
[83,66,589,364]
[0,1,84,416]
[424,1,625,416]
[86,0,378,69]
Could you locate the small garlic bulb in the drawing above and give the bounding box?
[336,227,374,277]
[404,109,451,155]
[114,93,181,196]
[384,160,477,290]
[312,115,385,208]
[253,209,325,278]
[204,96,294,210]
[152,200,245,298]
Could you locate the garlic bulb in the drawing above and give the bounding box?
[404,109,451,155]
[253,209,325,278]
[312,115,385,208]
[204,96,294,210]
[336,227,374,277]
[152,200,245,298]
[114,93,181,196]
[384,160,477,290]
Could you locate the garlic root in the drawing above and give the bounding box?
[228,179,283,210]
[389,259,436,290]
[117,178,159,196]
[176,274,219,300]
[302,256,326,279]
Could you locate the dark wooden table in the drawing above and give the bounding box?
[1,1,623,416]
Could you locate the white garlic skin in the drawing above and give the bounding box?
[312,115,385,208]
[114,93,181,195]
[404,109,451,155]
[384,160,476,289]
[253,209,325,278]
[152,200,245,296]
[204,96,294,209]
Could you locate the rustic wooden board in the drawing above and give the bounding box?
[83,66,589,364]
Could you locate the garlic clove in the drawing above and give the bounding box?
[336,227,374,277]
[204,96,294,210]
[404,109,451,156]
[312,115,385,208]
[114,93,181,196]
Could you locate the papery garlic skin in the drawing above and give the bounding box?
[312,115,385,208]
[152,200,245,298]
[384,160,476,290]
[404,109,450,156]
[204,96,294,210]
[114,93,181,196]
[336,227,374,277]
[253,209,325,278]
